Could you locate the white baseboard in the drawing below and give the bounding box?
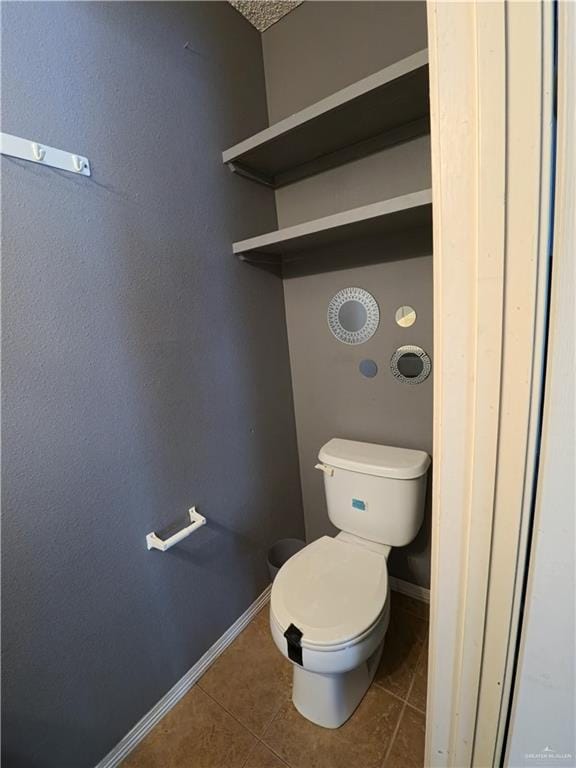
[390,576,430,604]
[95,584,272,768]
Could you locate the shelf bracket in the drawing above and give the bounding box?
[226,161,275,188]
[238,252,283,266]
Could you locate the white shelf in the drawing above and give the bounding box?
[223,50,429,188]
[233,189,432,261]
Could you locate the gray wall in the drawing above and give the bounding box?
[1,4,303,767]
[263,1,429,123]
[262,2,433,587]
[263,1,430,228]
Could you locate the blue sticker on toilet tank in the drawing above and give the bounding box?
[352,498,366,511]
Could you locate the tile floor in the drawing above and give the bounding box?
[122,591,428,768]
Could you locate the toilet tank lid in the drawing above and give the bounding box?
[318,439,430,479]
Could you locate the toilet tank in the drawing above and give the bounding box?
[317,439,431,547]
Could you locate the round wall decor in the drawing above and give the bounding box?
[390,345,431,385]
[395,305,417,328]
[359,359,378,378]
[327,287,380,345]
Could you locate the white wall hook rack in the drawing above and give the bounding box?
[31,142,45,161]
[0,132,91,176]
[146,507,206,552]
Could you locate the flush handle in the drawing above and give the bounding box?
[314,463,334,477]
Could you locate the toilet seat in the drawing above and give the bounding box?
[270,536,388,650]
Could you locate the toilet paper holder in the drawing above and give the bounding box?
[146,507,206,552]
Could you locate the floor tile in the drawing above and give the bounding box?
[262,685,403,768]
[242,741,288,768]
[121,603,428,768]
[374,607,428,699]
[198,605,292,736]
[385,705,426,768]
[390,591,430,621]
[121,686,256,768]
[408,639,428,712]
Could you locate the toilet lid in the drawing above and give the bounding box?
[270,536,388,648]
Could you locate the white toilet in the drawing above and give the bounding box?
[270,438,430,729]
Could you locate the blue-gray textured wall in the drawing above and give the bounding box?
[1,3,304,766]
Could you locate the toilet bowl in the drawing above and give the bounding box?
[270,535,391,728]
[270,439,430,728]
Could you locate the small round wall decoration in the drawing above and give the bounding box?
[395,305,417,328]
[390,345,431,385]
[359,359,379,378]
[327,287,380,345]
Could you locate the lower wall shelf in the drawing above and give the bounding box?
[232,189,432,261]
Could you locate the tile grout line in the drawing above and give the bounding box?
[371,624,428,703]
[240,733,292,768]
[405,700,426,716]
[240,739,262,768]
[197,684,270,741]
[203,688,289,768]
[382,700,409,768]
[404,628,429,714]
[199,679,292,766]
[256,736,292,768]
[252,704,294,767]
[372,678,414,702]
[196,686,264,749]
[258,704,294,767]
[381,658,421,768]
[382,637,428,768]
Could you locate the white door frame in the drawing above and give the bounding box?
[426,2,557,766]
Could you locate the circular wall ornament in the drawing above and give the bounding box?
[359,359,378,378]
[395,305,417,328]
[327,287,380,345]
[390,345,431,385]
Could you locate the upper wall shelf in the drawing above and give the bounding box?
[222,50,429,188]
[233,189,432,261]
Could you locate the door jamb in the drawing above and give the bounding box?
[425,2,557,765]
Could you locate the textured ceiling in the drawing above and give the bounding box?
[229,1,303,32]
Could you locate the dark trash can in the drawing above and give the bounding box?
[267,538,305,581]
